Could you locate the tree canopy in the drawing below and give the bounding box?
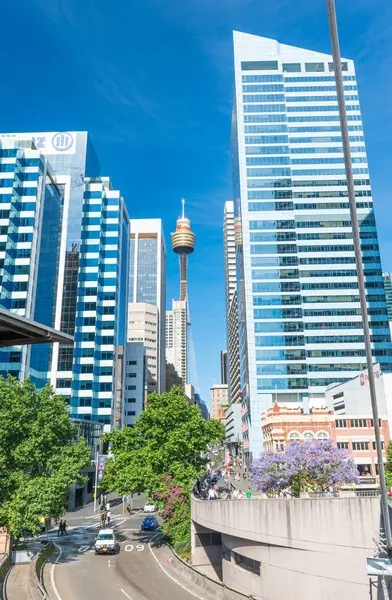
[252,440,359,496]
[102,386,225,498]
[0,377,90,537]
[385,441,392,489]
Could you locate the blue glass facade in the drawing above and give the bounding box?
[71,177,129,425]
[0,132,130,429]
[232,33,392,461]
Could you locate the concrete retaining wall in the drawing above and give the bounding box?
[28,543,53,600]
[168,544,257,600]
[0,554,10,600]
[191,496,383,600]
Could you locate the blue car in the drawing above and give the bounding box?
[141,515,159,531]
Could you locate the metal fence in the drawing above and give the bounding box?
[355,489,381,498]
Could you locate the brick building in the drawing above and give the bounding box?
[261,403,389,483]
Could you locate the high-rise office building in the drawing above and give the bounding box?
[166,300,187,383]
[232,31,392,461]
[0,132,130,428]
[70,176,129,425]
[122,342,146,427]
[128,219,166,394]
[0,138,63,385]
[383,273,392,335]
[224,201,237,306]
[220,350,228,385]
[223,201,241,405]
[128,302,159,395]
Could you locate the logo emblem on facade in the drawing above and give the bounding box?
[52,132,74,151]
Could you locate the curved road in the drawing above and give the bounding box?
[45,509,206,600]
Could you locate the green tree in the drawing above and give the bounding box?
[385,441,392,489]
[102,386,225,498]
[0,377,90,537]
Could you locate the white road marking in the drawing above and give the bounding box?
[125,544,134,552]
[78,545,90,553]
[51,543,63,600]
[108,559,111,568]
[148,535,206,600]
[121,589,133,599]
[114,518,127,527]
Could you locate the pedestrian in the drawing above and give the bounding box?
[61,520,68,535]
[223,487,231,500]
[107,510,112,526]
[232,489,239,500]
[246,487,252,499]
[57,520,63,537]
[102,511,107,528]
[208,488,217,500]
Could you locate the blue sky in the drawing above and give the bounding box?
[2,0,391,407]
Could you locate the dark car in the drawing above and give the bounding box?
[141,515,159,531]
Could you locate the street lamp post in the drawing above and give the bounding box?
[326,0,392,555]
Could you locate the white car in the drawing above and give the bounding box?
[143,502,156,513]
[94,529,116,555]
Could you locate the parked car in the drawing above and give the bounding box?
[94,529,116,555]
[143,501,156,513]
[141,515,159,531]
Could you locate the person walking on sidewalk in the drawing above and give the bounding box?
[61,520,68,535]
[57,520,63,537]
[107,510,112,526]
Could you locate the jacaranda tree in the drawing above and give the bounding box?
[252,440,359,497]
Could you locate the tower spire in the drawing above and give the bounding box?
[181,197,185,219]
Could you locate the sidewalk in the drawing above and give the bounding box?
[5,565,29,600]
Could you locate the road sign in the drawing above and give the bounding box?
[367,557,392,576]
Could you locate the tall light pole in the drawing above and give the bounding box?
[326,0,392,554]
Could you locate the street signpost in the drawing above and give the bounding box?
[93,453,109,513]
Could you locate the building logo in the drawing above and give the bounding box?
[360,368,381,387]
[52,132,74,152]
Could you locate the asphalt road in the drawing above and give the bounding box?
[44,502,204,600]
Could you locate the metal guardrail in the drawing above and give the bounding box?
[355,489,381,498]
[308,492,339,498]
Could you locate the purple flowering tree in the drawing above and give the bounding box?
[252,440,359,496]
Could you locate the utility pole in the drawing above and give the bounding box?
[93,449,99,514]
[326,0,392,554]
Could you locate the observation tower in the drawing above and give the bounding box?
[171,199,195,301]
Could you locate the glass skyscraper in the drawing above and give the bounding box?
[232,32,392,461]
[128,219,166,394]
[0,132,129,428]
[0,138,62,385]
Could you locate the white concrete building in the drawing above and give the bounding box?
[128,303,159,395]
[123,342,145,427]
[128,219,166,394]
[325,364,392,437]
[166,299,187,384]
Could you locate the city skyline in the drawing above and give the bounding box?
[1,0,392,407]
